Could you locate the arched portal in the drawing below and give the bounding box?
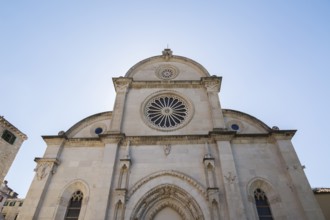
[130,184,204,220]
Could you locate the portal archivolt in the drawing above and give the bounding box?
[131,184,204,220]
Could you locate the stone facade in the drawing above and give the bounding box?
[0,116,27,185]
[313,188,330,219]
[0,117,26,219]
[18,49,324,219]
[0,198,23,220]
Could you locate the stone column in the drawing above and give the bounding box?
[202,77,225,129]
[18,158,60,220]
[110,78,132,133]
[212,132,247,220]
[275,133,325,220]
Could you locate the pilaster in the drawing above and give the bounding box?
[214,138,247,220]
[87,133,123,220]
[110,78,132,133]
[18,158,60,220]
[201,77,225,129]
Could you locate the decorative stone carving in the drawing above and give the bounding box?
[156,65,179,80]
[113,77,132,93]
[128,170,207,199]
[115,188,127,204]
[33,158,60,181]
[130,184,204,220]
[34,162,51,181]
[162,48,173,61]
[224,172,236,184]
[201,77,221,92]
[163,144,171,156]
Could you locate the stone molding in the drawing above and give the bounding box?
[54,179,89,220]
[41,132,293,148]
[34,158,60,181]
[65,111,112,138]
[131,80,204,89]
[113,77,133,93]
[201,77,222,92]
[124,52,210,78]
[130,184,205,220]
[246,177,281,205]
[127,170,207,199]
[115,188,127,204]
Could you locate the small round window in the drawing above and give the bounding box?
[231,124,240,131]
[95,127,103,134]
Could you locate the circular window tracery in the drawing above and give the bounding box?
[142,92,193,131]
[156,65,179,80]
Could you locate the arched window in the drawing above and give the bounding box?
[254,188,273,220]
[65,190,83,220]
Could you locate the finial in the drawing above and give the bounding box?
[162,48,173,61]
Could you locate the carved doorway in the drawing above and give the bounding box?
[131,184,204,220]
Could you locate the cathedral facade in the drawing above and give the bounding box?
[18,49,324,220]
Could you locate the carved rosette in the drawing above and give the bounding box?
[156,65,179,80]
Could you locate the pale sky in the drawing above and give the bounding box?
[1,1,329,197]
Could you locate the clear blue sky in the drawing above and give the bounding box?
[1,1,329,197]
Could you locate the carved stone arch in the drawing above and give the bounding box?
[54,179,90,220]
[146,199,189,220]
[127,170,207,199]
[247,177,284,219]
[130,184,204,220]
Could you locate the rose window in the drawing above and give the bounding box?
[160,69,174,79]
[143,93,193,131]
[156,65,179,80]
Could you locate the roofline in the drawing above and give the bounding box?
[0,116,27,140]
[223,109,272,131]
[125,54,211,78]
[65,111,112,137]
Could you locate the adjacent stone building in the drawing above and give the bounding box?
[1,198,23,220]
[313,188,330,220]
[0,117,26,219]
[18,49,324,219]
[0,116,27,185]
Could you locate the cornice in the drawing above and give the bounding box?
[112,77,133,93]
[66,138,104,147]
[201,76,222,92]
[270,130,296,140]
[34,157,60,165]
[42,135,67,145]
[99,132,126,144]
[122,135,211,145]
[130,80,204,89]
[42,130,296,147]
[209,129,236,141]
